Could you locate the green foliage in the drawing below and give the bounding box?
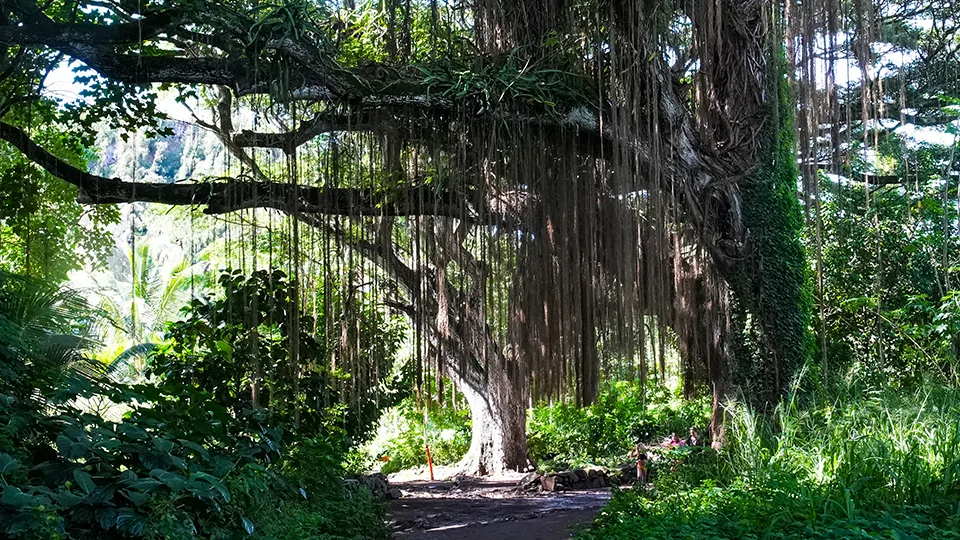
[375,386,471,475]
[582,482,960,540]
[816,137,960,381]
[77,233,208,377]
[151,268,407,443]
[0,101,118,283]
[527,382,710,471]
[418,48,598,115]
[0,271,389,539]
[580,380,960,539]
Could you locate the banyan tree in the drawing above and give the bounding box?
[2,0,939,473]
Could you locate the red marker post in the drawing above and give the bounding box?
[425,444,435,481]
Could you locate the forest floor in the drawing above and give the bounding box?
[388,470,611,539]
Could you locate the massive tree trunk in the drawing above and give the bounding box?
[449,358,529,475]
[427,220,531,475]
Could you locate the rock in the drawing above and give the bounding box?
[540,474,558,492]
[573,468,587,479]
[387,487,403,499]
[346,473,393,499]
[517,471,542,491]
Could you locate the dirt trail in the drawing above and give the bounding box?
[388,474,610,539]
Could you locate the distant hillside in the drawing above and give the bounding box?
[90,119,226,183]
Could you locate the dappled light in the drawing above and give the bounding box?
[0,0,958,538]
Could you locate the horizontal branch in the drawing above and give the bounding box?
[0,120,503,223]
[60,44,250,87]
[231,112,384,151]
[0,9,184,46]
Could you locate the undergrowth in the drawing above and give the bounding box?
[528,381,710,471]
[579,379,960,539]
[368,390,472,475]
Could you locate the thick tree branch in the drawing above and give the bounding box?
[57,45,251,87]
[231,111,385,152]
[0,9,185,46]
[0,120,499,222]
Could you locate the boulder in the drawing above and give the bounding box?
[387,487,403,499]
[346,473,392,499]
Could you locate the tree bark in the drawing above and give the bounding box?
[449,360,529,475]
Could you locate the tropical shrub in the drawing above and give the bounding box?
[579,380,960,539]
[151,269,408,443]
[375,388,472,475]
[527,381,710,470]
[0,272,390,539]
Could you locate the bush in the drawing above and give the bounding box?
[373,388,472,475]
[528,381,710,470]
[0,272,389,539]
[581,482,960,540]
[152,269,408,444]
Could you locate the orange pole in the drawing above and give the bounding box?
[425,444,435,480]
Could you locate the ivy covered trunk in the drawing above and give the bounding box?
[725,55,813,411]
[666,2,813,436]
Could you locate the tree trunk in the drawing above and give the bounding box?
[420,219,531,476]
[451,361,529,476]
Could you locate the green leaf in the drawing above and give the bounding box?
[178,439,210,459]
[73,470,96,494]
[215,340,233,356]
[151,437,174,454]
[125,478,163,492]
[121,489,152,507]
[0,453,21,475]
[117,424,149,441]
[1,485,33,507]
[242,517,255,535]
[97,507,119,530]
[52,491,84,508]
[56,435,74,458]
[150,469,187,492]
[117,508,148,537]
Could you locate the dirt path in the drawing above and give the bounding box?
[388,475,610,539]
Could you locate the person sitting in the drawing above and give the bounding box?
[687,427,700,447]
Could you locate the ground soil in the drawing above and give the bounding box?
[388,471,611,539]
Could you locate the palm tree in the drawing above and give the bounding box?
[0,271,105,396]
[73,233,208,381]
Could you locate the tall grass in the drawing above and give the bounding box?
[581,378,960,539]
[726,380,960,515]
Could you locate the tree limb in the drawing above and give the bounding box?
[0,120,499,223]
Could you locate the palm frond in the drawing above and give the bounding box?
[105,342,158,381]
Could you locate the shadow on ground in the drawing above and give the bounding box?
[389,476,611,539]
